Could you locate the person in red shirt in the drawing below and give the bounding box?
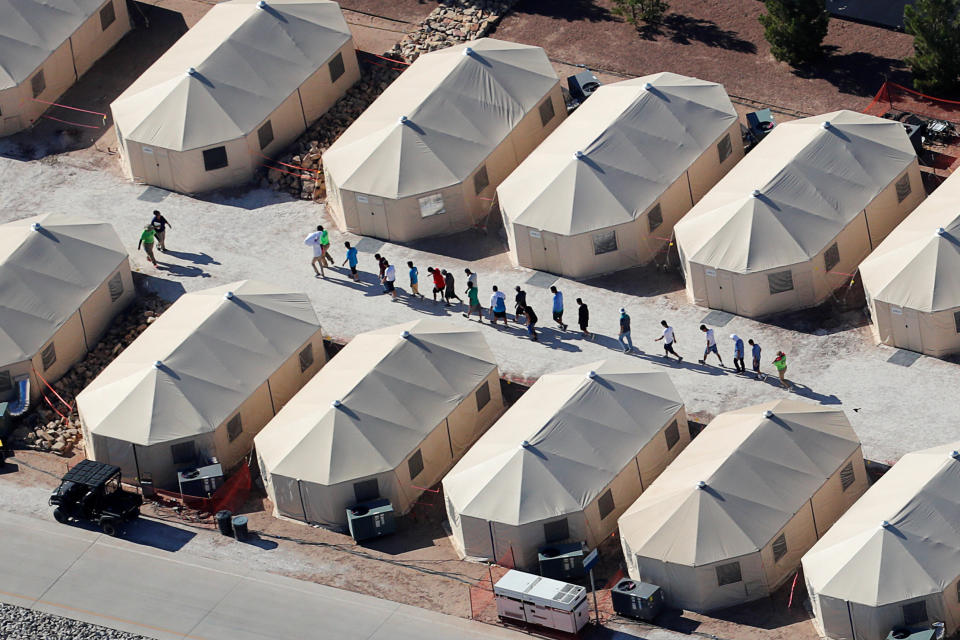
[428,267,445,304]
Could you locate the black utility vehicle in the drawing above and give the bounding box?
[49,460,142,536]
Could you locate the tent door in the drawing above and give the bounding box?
[717,271,737,312]
[1,116,20,136]
[141,147,161,186]
[154,148,173,188]
[358,195,388,238]
[529,230,559,274]
[891,306,922,352]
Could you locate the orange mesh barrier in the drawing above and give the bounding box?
[863,81,960,123]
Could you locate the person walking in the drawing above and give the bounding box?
[522,305,538,341]
[576,298,592,339]
[773,351,792,389]
[407,261,424,298]
[514,286,527,325]
[443,269,462,306]
[150,210,171,252]
[465,268,477,291]
[382,260,397,300]
[699,325,724,366]
[463,282,483,321]
[550,286,567,331]
[304,226,325,277]
[731,334,745,373]
[342,241,359,282]
[654,320,682,361]
[489,286,508,326]
[748,339,765,380]
[429,267,445,303]
[618,308,634,353]
[318,225,334,266]
[138,225,159,267]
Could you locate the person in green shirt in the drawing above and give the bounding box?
[138,226,158,267]
[772,351,792,389]
[463,281,483,322]
[318,225,334,267]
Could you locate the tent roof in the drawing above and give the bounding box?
[618,399,861,567]
[498,72,738,236]
[0,0,104,90]
[443,360,683,527]
[78,281,321,445]
[0,213,127,366]
[322,38,558,200]
[803,442,960,607]
[674,110,917,273]
[859,170,960,313]
[254,319,498,486]
[110,0,351,152]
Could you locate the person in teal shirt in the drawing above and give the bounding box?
[318,225,334,266]
[341,241,359,281]
[463,281,483,322]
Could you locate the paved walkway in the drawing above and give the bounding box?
[0,152,956,463]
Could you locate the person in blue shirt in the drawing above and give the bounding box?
[731,334,745,373]
[550,285,567,331]
[618,308,633,353]
[748,339,765,380]
[406,260,424,298]
[342,241,359,282]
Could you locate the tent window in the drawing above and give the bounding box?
[717,134,733,163]
[226,414,243,442]
[41,343,57,371]
[203,146,228,171]
[902,600,927,626]
[824,242,840,273]
[768,270,794,295]
[474,165,489,195]
[543,518,569,543]
[329,52,345,83]
[648,203,663,232]
[418,193,445,217]
[31,70,46,98]
[896,173,912,203]
[299,343,314,372]
[108,271,124,302]
[475,380,491,411]
[100,1,116,30]
[539,97,555,127]
[598,489,615,520]
[593,230,617,255]
[665,420,680,450]
[840,461,856,491]
[0,371,11,393]
[408,449,424,481]
[716,561,742,586]
[955,311,960,334]
[772,533,788,563]
[171,441,196,465]
[353,478,379,503]
[258,120,274,150]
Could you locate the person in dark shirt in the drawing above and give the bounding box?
[577,298,592,339]
[443,269,463,306]
[618,308,633,353]
[522,305,538,341]
[514,286,527,325]
[150,210,171,252]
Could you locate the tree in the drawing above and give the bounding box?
[904,0,960,97]
[612,0,670,26]
[759,0,830,66]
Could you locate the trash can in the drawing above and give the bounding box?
[231,515,248,541]
[215,510,233,536]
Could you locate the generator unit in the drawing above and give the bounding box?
[538,542,586,580]
[611,578,664,622]
[346,499,396,542]
[494,569,590,634]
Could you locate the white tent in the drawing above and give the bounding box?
[79,280,325,488]
[859,170,960,356]
[0,0,130,136]
[803,442,960,640]
[675,110,923,318]
[112,0,358,194]
[618,399,867,612]
[443,360,688,568]
[323,38,565,242]
[0,214,133,403]
[255,319,504,527]
[498,72,742,279]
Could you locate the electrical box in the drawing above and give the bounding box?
[611,578,663,622]
[346,498,396,542]
[538,542,586,580]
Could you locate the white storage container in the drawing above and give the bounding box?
[493,569,590,633]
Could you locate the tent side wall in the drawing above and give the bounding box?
[29,312,88,401]
[445,369,504,456]
[77,259,136,350]
[636,408,690,486]
[759,500,817,595]
[121,137,254,194]
[16,41,78,133]
[861,162,924,245]
[491,513,592,570]
[263,331,326,413]
[687,121,745,203]
[849,595,950,640]
[86,431,217,487]
[916,308,960,357]
[810,447,868,537]
[506,82,565,163]
[871,301,960,358]
[298,40,360,124]
[631,553,767,612]
[209,380,282,478]
[70,0,131,77]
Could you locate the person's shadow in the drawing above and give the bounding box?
[161,250,220,266]
[589,334,728,376]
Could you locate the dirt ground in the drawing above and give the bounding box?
[491,0,914,116]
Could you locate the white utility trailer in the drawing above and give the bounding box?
[493,569,590,634]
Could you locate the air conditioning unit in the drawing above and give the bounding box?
[538,542,585,580]
[887,628,938,640]
[346,499,396,542]
[177,463,223,497]
[611,578,664,622]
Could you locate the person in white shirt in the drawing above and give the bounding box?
[465,268,478,291]
[698,324,724,366]
[382,261,397,300]
[654,320,683,362]
[489,286,507,326]
[303,227,325,277]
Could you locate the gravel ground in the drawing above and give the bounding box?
[0,603,150,640]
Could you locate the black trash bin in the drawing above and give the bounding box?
[215,510,233,536]
[232,515,249,541]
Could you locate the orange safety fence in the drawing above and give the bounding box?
[468,548,515,622]
[152,463,252,515]
[863,81,960,123]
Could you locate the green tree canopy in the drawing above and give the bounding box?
[904,0,960,97]
[612,0,670,26]
[759,0,830,66]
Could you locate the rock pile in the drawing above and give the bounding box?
[11,296,171,456]
[0,602,151,640]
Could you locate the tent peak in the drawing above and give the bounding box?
[575,150,585,160]
[697,480,707,489]
[587,370,597,379]
[881,520,892,529]
[821,120,832,130]
[951,449,960,461]
[332,399,342,408]
[31,222,42,231]
[401,329,411,338]
[464,46,474,56]
[763,409,773,418]
[752,189,762,198]
[521,439,531,449]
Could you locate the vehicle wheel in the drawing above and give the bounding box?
[100,519,118,537]
[53,508,68,524]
